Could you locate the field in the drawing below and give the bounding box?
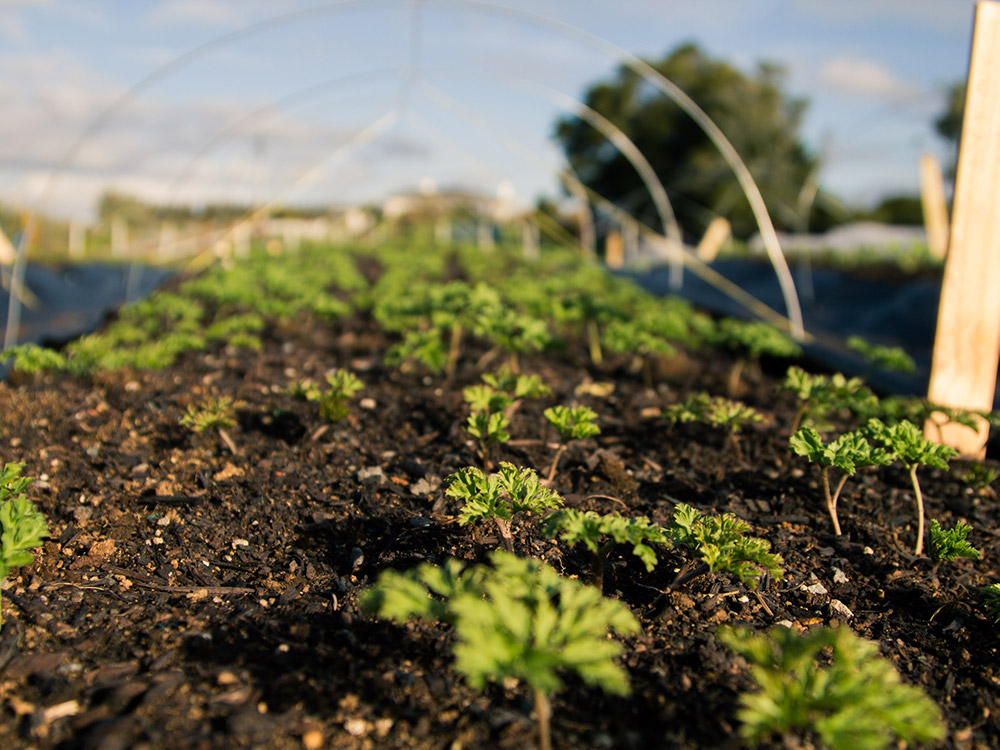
[0,240,997,749]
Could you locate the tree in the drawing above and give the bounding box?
[554,43,826,240]
[935,81,965,180]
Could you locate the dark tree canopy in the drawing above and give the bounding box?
[554,43,824,240]
[935,81,965,180]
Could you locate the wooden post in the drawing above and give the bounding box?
[696,217,732,262]
[919,153,950,260]
[0,224,15,265]
[925,1,1000,457]
[605,230,624,269]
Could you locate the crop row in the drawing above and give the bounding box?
[2,239,998,748]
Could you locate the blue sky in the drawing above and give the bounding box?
[0,0,981,226]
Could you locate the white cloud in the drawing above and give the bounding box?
[819,56,923,100]
[793,0,976,29]
[145,0,240,29]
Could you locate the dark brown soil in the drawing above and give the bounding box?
[1,303,999,749]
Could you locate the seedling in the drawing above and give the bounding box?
[981,583,1000,624]
[962,462,999,494]
[463,383,513,469]
[542,508,670,592]
[667,503,783,589]
[286,379,321,401]
[601,319,676,388]
[384,329,448,374]
[0,343,71,375]
[0,463,48,629]
[543,405,600,481]
[781,366,877,434]
[719,624,945,750]
[928,520,980,563]
[789,427,892,536]
[360,551,639,750]
[445,463,564,553]
[317,369,364,422]
[711,318,801,395]
[865,418,957,555]
[482,367,553,405]
[663,393,765,461]
[847,335,917,376]
[474,307,551,373]
[180,396,238,454]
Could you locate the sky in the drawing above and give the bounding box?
[0,0,982,226]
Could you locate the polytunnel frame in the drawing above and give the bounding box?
[158,61,793,330]
[4,0,804,349]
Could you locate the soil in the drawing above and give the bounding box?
[1,293,999,749]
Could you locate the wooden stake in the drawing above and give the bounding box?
[0,224,15,265]
[919,153,950,260]
[605,230,623,269]
[925,1,1000,457]
[696,217,731,262]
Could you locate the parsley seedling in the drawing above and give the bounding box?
[446,463,563,553]
[360,551,639,750]
[543,405,600,481]
[847,335,917,376]
[180,396,238,454]
[667,504,783,589]
[789,427,891,536]
[865,418,957,555]
[664,393,765,461]
[0,463,48,629]
[720,625,945,750]
[543,509,669,592]
[928,520,980,563]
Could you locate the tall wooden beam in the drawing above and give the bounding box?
[925,1,1000,456]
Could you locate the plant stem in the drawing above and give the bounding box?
[495,518,515,554]
[546,444,567,483]
[217,428,238,456]
[909,464,926,556]
[820,466,841,536]
[727,358,746,397]
[534,689,552,750]
[593,543,614,593]
[586,320,602,366]
[445,321,463,382]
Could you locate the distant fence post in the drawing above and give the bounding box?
[925,0,1000,457]
[919,153,950,261]
[0,224,15,265]
[696,217,731,262]
[605,230,623,269]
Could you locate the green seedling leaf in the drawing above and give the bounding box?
[544,405,601,442]
[981,583,1000,624]
[962,463,999,492]
[0,463,49,629]
[463,384,513,415]
[720,624,945,750]
[446,463,563,553]
[325,369,364,400]
[790,427,891,536]
[667,504,783,588]
[865,418,957,555]
[847,335,917,375]
[361,551,639,750]
[543,509,670,590]
[928,520,980,563]
[180,396,237,433]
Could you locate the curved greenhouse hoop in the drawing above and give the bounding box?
[6,0,803,348]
